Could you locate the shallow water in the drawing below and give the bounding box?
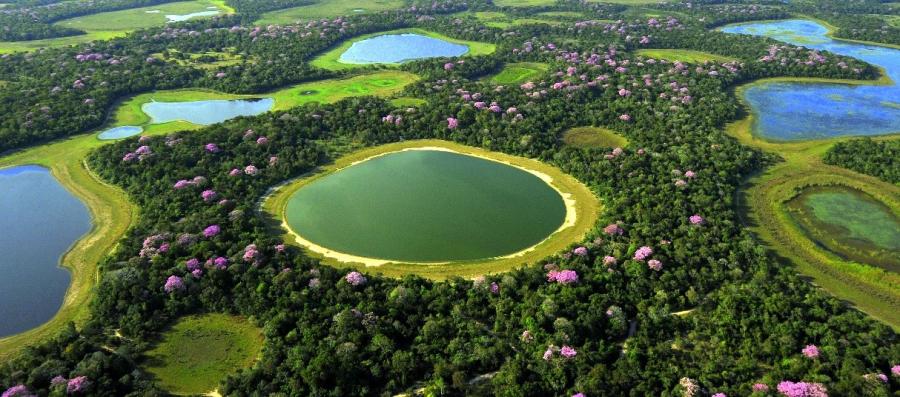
[98,125,142,140]
[339,33,468,64]
[142,98,274,125]
[285,150,566,262]
[787,186,900,272]
[0,166,91,337]
[721,20,900,140]
[165,10,219,22]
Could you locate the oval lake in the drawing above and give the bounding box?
[339,33,468,64]
[285,149,567,263]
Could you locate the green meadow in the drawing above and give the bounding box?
[562,127,629,148]
[143,314,263,395]
[0,0,230,54]
[487,62,549,84]
[310,29,495,71]
[636,49,736,63]
[255,0,405,25]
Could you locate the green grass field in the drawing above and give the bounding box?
[262,139,601,280]
[143,314,264,395]
[310,29,496,71]
[255,0,404,25]
[487,62,549,84]
[152,49,248,70]
[0,0,230,54]
[561,127,629,148]
[473,11,568,28]
[727,77,900,329]
[636,49,736,63]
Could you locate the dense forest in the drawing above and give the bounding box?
[0,0,898,396]
[824,138,899,185]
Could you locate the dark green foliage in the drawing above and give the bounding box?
[824,138,899,184]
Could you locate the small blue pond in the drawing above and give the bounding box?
[98,125,142,140]
[721,20,900,140]
[142,98,274,125]
[339,33,469,64]
[165,10,219,22]
[0,165,91,337]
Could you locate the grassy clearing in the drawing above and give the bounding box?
[562,127,629,148]
[255,0,404,25]
[588,0,673,3]
[0,0,229,54]
[311,29,496,71]
[262,139,601,280]
[474,11,567,28]
[153,49,249,70]
[636,49,736,63]
[390,97,427,107]
[143,314,263,395]
[0,132,137,361]
[487,62,549,84]
[727,87,900,330]
[536,11,585,18]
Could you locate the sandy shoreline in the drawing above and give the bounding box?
[281,146,580,268]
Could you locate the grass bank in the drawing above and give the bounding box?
[143,314,263,395]
[262,139,601,280]
[310,29,496,71]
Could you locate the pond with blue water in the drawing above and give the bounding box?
[339,33,469,64]
[721,19,900,140]
[0,166,91,337]
[142,98,274,125]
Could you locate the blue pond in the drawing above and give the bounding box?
[142,98,274,125]
[98,125,142,140]
[721,20,900,140]
[0,166,91,337]
[339,33,469,64]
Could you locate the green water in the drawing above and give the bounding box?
[285,150,567,262]
[788,186,900,272]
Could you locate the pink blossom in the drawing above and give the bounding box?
[244,165,259,175]
[164,275,184,293]
[752,383,769,392]
[520,82,535,90]
[243,244,259,262]
[174,180,193,189]
[201,190,217,202]
[603,256,617,266]
[604,223,623,235]
[712,394,726,397]
[634,246,653,261]
[547,270,579,284]
[801,344,819,358]
[647,259,663,271]
[191,269,203,278]
[543,347,553,360]
[776,381,827,397]
[345,271,367,286]
[675,179,687,187]
[213,256,228,269]
[560,345,576,358]
[490,282,500,294]
[618,88,631,97]
[573,394,585,397]
[447,117,459,129]
[444,62,454,70]
[186,258,200,271]
[619,114,631,122]
[274,244,286,253]
[66,376,89,394]
[573,246,588,256]
[203,224,220,237]
[229,168,242,176]
[256,136,268,145]
[2,385,32,397]
[51,376,67,386]
[689,215,704,225]
[892,364,900,376]
[122,152,137,162]
[205,143,220,153]
[684,170,696,178]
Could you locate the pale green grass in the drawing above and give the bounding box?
[390,97,427,107]
[262,139,601,280]
[536,11,584,18]
[255,0,404,25]
[487,62,549,84]
[310,29,496,71]
[143,314,263,395]
[636,49,736,63]
[562,127,629,148]
[0,0,230,54]
[588,0,672,3]
[153,49,248,70]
